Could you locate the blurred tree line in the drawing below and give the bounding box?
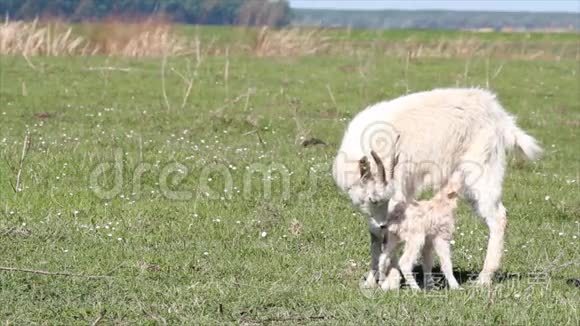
[292,9,580,31]
[0,0,292,26]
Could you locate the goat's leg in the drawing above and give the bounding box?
[379,233,401,290]
[361,231,382,288]
[477,202,507,286]
[463,155,507,286]
[398,236,424,290]
[467,184,507,285]
[433,237,460,289]
[422,238,435,289]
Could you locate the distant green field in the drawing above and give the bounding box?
[0,27,579,324]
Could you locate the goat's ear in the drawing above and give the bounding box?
[447,191,458,199]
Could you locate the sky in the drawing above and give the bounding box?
[288,1,580,13]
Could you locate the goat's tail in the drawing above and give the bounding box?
[503,116,543,161]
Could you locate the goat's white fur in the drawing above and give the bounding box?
[333,88,542,287]
[378,174,462,290]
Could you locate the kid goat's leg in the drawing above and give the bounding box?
[398,236,424,290]
[422,239,435,289]
[433,237,460,289]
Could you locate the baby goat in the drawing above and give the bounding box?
[359,151,461,290]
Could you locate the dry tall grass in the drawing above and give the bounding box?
[0,18,188,57]
[82,19,189,57]
[0,19,92,56]
[1,19,577,61]
[336,38,579,61]
[253,27,330,57]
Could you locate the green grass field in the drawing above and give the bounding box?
[0,27,579,324]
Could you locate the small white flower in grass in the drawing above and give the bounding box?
[514,293,521,298]
[261,231,267,238]
[203,251,209,256]
[558,232,564,236]
[64,249,69,253]
[117,237,122,241]
[193,214,198,218]
[339,242,345,246]
[573,236,577,239]
[107,233,112,237]
[450,240,456,245]
[213,218,221,223]
[236,221,241,224]
[545,195,550,201]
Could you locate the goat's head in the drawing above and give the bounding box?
[349,136,400,214]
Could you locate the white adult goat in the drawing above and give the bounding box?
[333,88,542,287]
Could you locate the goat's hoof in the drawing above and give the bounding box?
[360,271,379,289]
[380,277,401,291]
[380,281,398,291]
[473,276,493,287]
[448,284,463,290]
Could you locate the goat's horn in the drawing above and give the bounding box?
[390,135,401,179]
[359,156,371,181]
[370,150,386,183]
[390,153,400,179]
